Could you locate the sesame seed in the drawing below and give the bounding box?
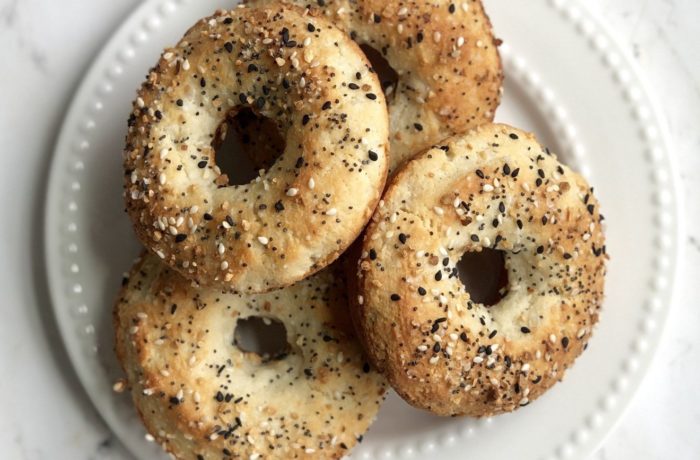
[308,177,315,189]
[473,356,484,364]
[217,243,225,255]
[434,206,444,216]
[220,261,229,270]
[483,184,494,192]
[112,380,126,393]
[257,236,269,245]
[326,208,337,216]
[286,188,299,197]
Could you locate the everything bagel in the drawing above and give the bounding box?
[123,5,389,293]
[115,254,386,459]
[247,0,503,172]
[354,124,607,416]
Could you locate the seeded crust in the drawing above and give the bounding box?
[123,5,389,294]
[353,124,607,416]
[114,254,387,459]
[247,0,503,173]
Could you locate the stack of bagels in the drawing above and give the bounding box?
[114,2,607,459]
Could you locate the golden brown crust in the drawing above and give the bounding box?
[124,6,389,294]
[354,124,607,416]
[247,0,503,172]
[114,253,387,459]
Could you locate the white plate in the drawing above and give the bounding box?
[44,0,683,459]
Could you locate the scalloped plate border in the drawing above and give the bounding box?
[43,0,683,459]
[536,1,684,458]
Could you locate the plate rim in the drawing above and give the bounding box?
[565,0,686,454]
[42,0,180,455]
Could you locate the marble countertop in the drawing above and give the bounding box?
[0,0,698,458]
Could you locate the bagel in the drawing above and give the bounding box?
[354,124,607,416]
[115,254,386,459]
[123,5,389,293]
[247,0,503,172]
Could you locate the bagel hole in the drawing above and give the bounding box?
[457,249,509,306]
[213,108,285,186]
[234,316,290,362]
[359,44,399,101]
